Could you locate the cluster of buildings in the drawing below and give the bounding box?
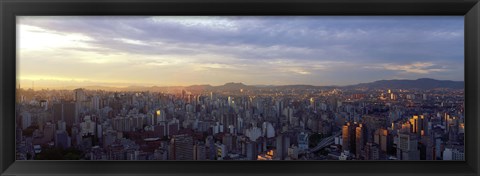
[16,86,464,161]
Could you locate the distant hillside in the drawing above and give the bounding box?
[213,82,251,91]
[56,78,463,92]
[349,78,464,89]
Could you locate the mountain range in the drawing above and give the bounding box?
[347,78,464,90]
[62,78,463,92]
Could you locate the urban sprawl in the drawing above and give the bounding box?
[16,81,464,161]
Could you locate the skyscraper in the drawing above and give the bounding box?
[342,122,356,154]
[74,88,86,102]
[397,133,420,160]
[169,134,194,160]
[374,128,389,153]
[365,142,380,160]
[355,124,366,159]
[193,141,207,160]
[52,101,76,126]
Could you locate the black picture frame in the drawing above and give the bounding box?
[1,0,479,176]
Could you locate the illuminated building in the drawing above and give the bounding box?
[216,143,228,160]
[355,124,366,159]
[257,150,274,160]
[154,109,166,124]
[310,97,315,110]
[228,96,233,107]
[390,93,396,100]
[342,122,356,154]
[374,128,388,152]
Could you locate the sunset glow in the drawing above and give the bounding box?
[17,16,464,90]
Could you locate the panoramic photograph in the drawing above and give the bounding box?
[16,16,464,160]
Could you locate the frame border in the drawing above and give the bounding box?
[1,0,479,176]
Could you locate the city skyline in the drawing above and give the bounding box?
[16,80,465,161]
[17,16,464,89]
[16,78,464,91]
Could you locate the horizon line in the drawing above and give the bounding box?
[17,77,465,91]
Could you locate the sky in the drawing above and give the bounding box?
[17,16,464,89]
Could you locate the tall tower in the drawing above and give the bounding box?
[355,124,366,159]
[342,122,355,153]
[74,88,86,124]
[74,88,86,102]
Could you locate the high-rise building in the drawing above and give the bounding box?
[283,107,294,125]
[275,134,290,160]
[74,88,86,102]
[193,142,207,160]
[443,146,464,160]
[342,122,356,154]
[410,115,426,137]
[364,142,380,160]
[20,112,32,130]
[298,132,309,151]
[55,130,71,149]
[246,141,258,160]
[216,143,228,160]
[397,133,420,160]
[222,133,234,151]
[206,136,216,160]
[374,128,388,153]
[167,118,180,136]
[355,124,366,159]
[91,95,100,111]
[169,134,194,160]
[80,116,96,136]
[52,101,76,126]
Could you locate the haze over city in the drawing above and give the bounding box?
[17,16,463,89]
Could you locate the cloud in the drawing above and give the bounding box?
[366,62,448,74]
[114,38,148,46]
[17,16,464,86]
[150,16,239,32]
[18,24,94,50]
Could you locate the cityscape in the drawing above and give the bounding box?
[16,79,464,160]
[16,16,464,160]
